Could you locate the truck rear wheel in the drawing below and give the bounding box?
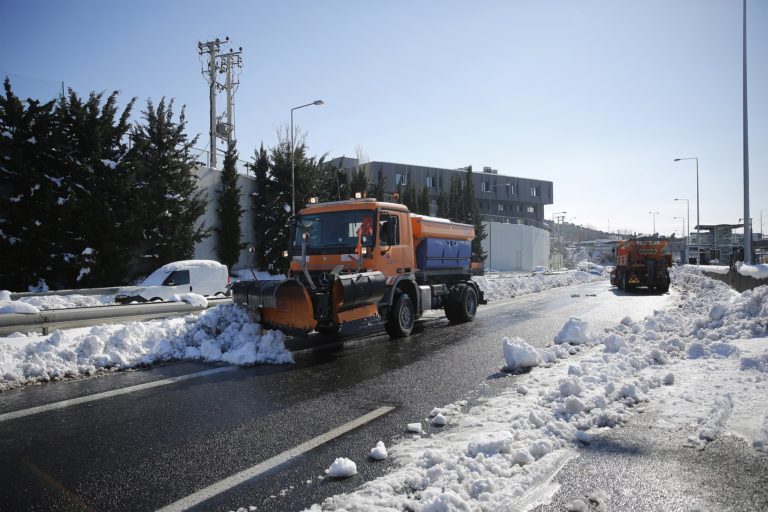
[445,285,478,324]
[386,293,415,338]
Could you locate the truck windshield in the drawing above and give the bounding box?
[293,210,375,255]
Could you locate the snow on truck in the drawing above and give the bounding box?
[232,198,486,338]
[610,237,671,292]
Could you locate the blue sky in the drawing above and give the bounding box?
[1,0,766,237]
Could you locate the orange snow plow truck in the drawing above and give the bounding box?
[232,198,486,338]
[610,237,672,292]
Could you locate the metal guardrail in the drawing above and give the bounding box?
[0,297,232,336]
[10,287,121,300]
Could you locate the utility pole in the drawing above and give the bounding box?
[197,37,243,168]
[198,38,221,169]
[218,46,243,152]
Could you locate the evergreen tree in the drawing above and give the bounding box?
[0,79,58,290]
[417,187,430,215]
[0,80,137,290]
[349,166,370,197]
[249,143,272,270]
[402,179,417,212]
[255,129,329,274]
[124,98,208,278]
[367,169,386,201]
[55,89,136,288]
[462,166,486,263]
[316,157,348,202]
[216,144,244,268]
[447,175,465,222]
[436,191,449,218]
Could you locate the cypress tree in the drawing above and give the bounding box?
[55,89,136,288]
[436,191,449,219]
[0,79,58,290]
[349,166,370,197]
[249,143,272,270]
[216,144,244,269]
[124,98,208,278]
[367,169,386,201]
[462,166,486,263]
[402,179,416,212]
[417,187,430,215]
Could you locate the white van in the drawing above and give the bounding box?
[115,260,229,304]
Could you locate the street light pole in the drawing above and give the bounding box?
[290,100,324,215]
[742,0,752,264]
[674,157,700,267]
[649,211,659,235]
[674,198,690,263]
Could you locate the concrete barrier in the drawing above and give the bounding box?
[701,270,766,293]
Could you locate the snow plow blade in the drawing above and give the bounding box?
[232,279,316,334]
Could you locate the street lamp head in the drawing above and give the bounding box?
[313,100,324,105]
[674,158,681,162]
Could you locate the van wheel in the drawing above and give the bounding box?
[445,285,478,324]
[386,293,414,338]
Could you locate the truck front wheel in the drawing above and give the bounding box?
[386,293,415,338]
[445,285,478,324]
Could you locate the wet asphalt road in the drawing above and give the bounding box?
[533,407,768,512]
[0,281,676,511]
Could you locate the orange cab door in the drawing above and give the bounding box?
[376,210,406,280]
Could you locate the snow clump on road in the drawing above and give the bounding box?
[308,266,768,511]
[325,458,357,478]
[0,304,292,391]
[369,441,388,460]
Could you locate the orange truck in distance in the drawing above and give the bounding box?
[610,236,672,292]
[233,198,485,338]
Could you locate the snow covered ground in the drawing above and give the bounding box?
[304,267,768,511]
[474,266,606,302]
[0,304,293,391]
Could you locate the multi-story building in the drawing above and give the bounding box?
[328,158,553,228]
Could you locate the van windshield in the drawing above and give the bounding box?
[141,268,171,286]
[293,210,375,255]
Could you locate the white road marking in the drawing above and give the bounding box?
[0,366,236,423]
[156,406,396,512]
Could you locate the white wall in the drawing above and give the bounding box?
[482,222,551,271]
[192,166,258,271]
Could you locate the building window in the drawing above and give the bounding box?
[395,173,408,186]
[426,176,433,188]
[527,206,535,213]
[481,181,490,192]
[530,186,539,197]
[497,203,504,212]
[509,184,515,196]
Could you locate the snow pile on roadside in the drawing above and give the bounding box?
[0,304,292,391]
[474,269,606,302]
[0,290,115,311]
[170,293,208,307]
[308,267,767,511]
[737,262,768,280]
[0,301,40,314]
